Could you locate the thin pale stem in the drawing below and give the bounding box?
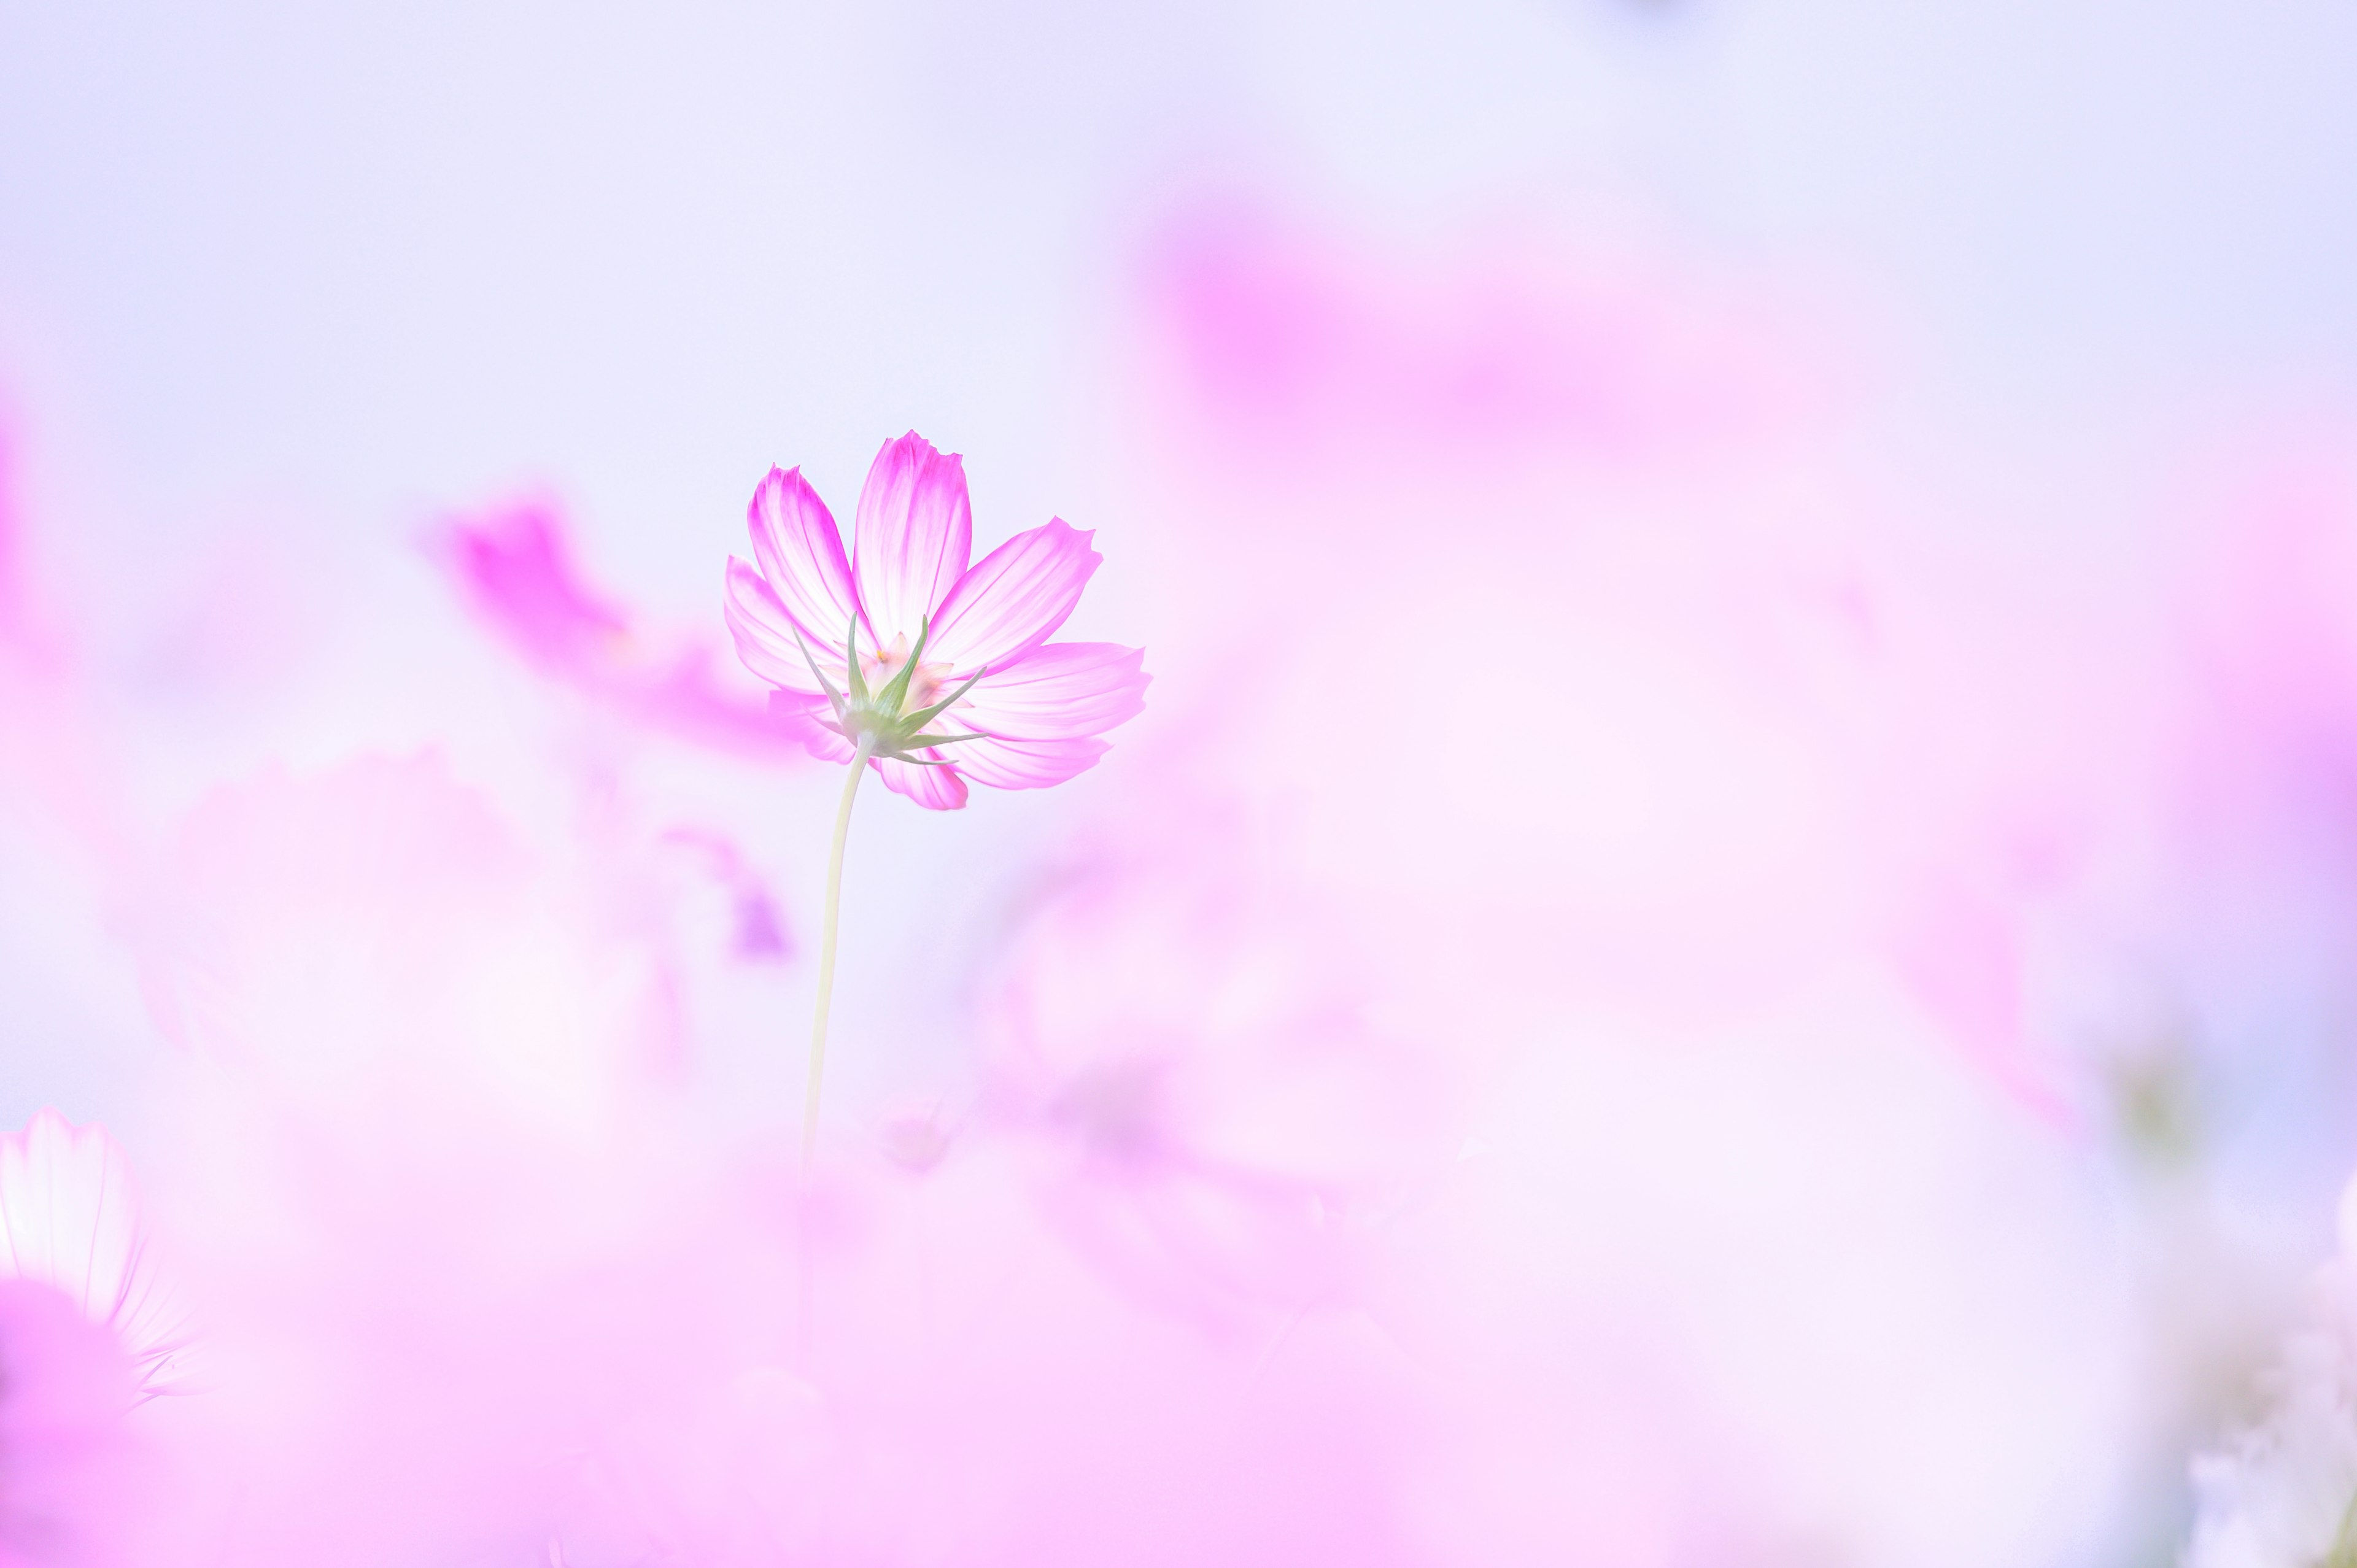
[2327,1485,2357,1568]
[803,733,876,1165]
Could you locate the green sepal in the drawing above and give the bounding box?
[843,614,871,705]
[873,614,932,716]
[789,625,850,722]
[900,662,990,732]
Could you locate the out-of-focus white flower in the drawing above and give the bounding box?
[2184,1181,2357,1568]
[0,1109,192,1397]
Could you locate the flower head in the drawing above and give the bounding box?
[722,432,1148,809]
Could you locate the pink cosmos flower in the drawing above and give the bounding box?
[721,432,1148,809]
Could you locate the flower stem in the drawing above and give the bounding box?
[803,733,875,1166]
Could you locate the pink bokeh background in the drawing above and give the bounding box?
[3,3,2356,1563]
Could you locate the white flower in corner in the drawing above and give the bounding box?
[2185,1180,2357,1568]
[0,1108,193,1397]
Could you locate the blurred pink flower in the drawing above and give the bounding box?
[1139,203,1827,476]
[0,1110,190,1399]
[439,501,808,760]
[974,792,1443,1334]
[723,431,1147,810]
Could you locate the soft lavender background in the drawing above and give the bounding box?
[2,2,2356,1564]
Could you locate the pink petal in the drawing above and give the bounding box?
[958,642,1148,740]
[945,733,1110,790]
[853,433,972,651]
[767,689,854,762]
[874,752,970,810]
[724,557,842,695]
[748,466,866,651]
[928,519,1101,674]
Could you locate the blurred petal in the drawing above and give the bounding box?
[874,752,969,810]
[748,466,865,648]
[439,505,802,762]
[948,733,1110,790]
[853,433,972,648]
[438,504,626,668]
[960,642,1148,740]
[725,557,842,695]
[929,519,1100,674]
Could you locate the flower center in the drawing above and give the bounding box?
[860,634,953,716]
[797,614,986,765]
